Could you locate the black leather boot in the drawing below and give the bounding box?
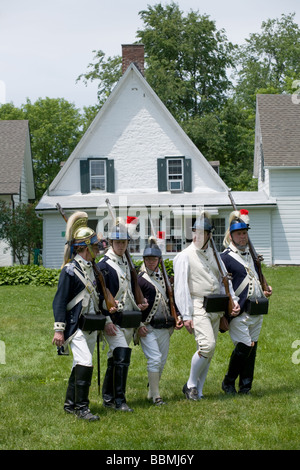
[75,364,100,421]
[113,347,133,412]
[64,367,76,414]
[222,342,252,394]
[239,342,258,394]
[102,356,115,408]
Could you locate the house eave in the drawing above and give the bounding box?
[35,191,277,214]
[265,165,300,170]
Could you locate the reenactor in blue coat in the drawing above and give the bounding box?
[52,211,107,421]
[220,209,272,394]
[137,239,182,405]
[97,221,148,412]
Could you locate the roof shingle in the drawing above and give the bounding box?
[257,94,300,167]
[0,120,29,194]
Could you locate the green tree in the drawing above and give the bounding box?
[0,202,42,264]
[235,13,300,109]
[0,98,84,200]
[23,97,84,199]
[137,2,235,120]
[76,50,122,108]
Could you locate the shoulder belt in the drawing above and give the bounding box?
[227,250,259,297]
[141,271,169,324]
[66,267,98,312]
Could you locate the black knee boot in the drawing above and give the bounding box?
[64,367,76,414]
[239,342,258,394]
[102,356,115,408]
[222,342,252,394]
[75,364,100,421]
[113,347,133,412]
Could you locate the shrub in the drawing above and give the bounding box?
[0,259,175,287]
[0,265,60,287]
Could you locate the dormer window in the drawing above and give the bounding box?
[167,158,183,192]
[90,160,106,191]
[80,158,115,193]
[157,156,192,192]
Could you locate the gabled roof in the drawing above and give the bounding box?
[46,63,228,196]
[256,94,300,168]
[0,120,32,195]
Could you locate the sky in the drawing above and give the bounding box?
[0,0,299,110]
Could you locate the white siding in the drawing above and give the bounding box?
[43,214,66,269]
[0,239,13,266]
[271,199,300,264]
[223,209,273,266]
[269,169,300,197]
[269,169,300,264]
[0,195,13,266]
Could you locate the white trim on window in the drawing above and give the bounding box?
[90,159,106,191]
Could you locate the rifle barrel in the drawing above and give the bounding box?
[227,191,271,293]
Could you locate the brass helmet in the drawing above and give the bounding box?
[62,211,98,266]
[72,226,98,248]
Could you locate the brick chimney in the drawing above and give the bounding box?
[122,44,144,76]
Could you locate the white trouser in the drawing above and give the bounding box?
[140,325,172,373]
[104,325,134,358]
[229,312,263,346]
[70,329,97,368]
[192,301,223,359]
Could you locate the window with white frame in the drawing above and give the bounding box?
[90,160,106,191]
[212,218,226,252]
[166,213,182,253]
[167,158,183,192]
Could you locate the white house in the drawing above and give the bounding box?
[0,120,35,266]
[36,45,278,268]
[254,94,300,264]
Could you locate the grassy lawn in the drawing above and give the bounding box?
[0,266,299,450]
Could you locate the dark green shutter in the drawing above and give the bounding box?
[80,160,90,193]
[106,160,115,193]
[157,158,167,191]
[184,158,192,192]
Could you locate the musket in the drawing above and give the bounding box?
[148,215,182,329]
[105,198,145,306]
[227,191,271,293]
[210,233,235,317]
[55,203,116,311]
[56,202,113,394]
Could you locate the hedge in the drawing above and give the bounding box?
[0,265,61,287]
[0,259,175,287]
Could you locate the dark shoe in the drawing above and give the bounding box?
[222,342,252,395]
[115,402,133,412]
[238,388,251,395]
[76,408,100,421]
[154,397,167,406]
[74,364,99,421]
[182,383,199,401]
[103,401,116,409]
[222,378,237,395]
[113,347,132,410]
[238,342,258,394]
